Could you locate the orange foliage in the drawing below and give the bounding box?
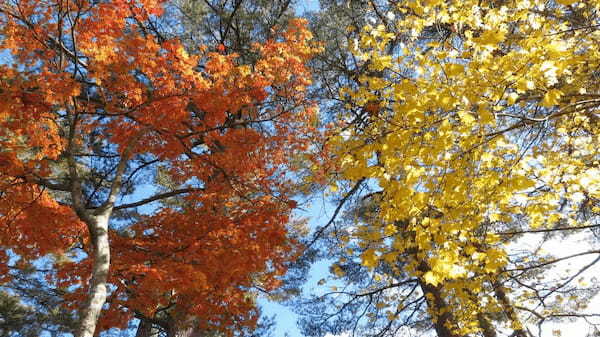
[0,0,319,333]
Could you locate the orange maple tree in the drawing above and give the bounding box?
[0,1,319,336]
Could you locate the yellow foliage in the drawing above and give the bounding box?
[328,0,600,334]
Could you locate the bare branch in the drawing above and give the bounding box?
[497,224,600,236]
[113,187,204,210]
[306,178,366,249]
[96,130,148,214]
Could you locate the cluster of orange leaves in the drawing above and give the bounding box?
[0,0,320,332]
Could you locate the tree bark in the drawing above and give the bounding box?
[493,282,528,337]
[465,288,498,337]
[135,318,157,337]
[72,132,141,337]
[166,316,204,337]
[416,261,459,337]
[419,280,461,337]
[477,311,498,337]
[75,213,111,337]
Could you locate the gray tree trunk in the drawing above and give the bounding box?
[71,131,141,337]
[134,314,207,337]
[477,311,498,337]
[75,213,111,337]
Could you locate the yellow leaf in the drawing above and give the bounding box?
[515,79,535,93]
[423,271,440,286]
[332,264,345,277]
[375,302,387,309]
[507,92,519,105]
[477,30,506,46]
[457,111,476,126]
[445,63,465,77]
[384,223,397,236]
[541,89,563,107]
[361,249,379,269]
[383,252,398,264]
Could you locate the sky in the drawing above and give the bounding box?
[259,194,335,337]
[297,0,320,15]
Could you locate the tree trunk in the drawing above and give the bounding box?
[493,282,528,337]
[70,111,140,337]
[414,257,460,337]
[166,316,206,337]
[135,318,159,337]
[75,213,111,337]
[477,311,498,337]
[135,320,152,337]
[465,288,497,337]
[134,314,206,337]
[419,280,461,337]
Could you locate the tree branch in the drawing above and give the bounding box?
[113,187,204,210]
[306,178,366,249]
[96,130,147,214]
[497,224,600,236]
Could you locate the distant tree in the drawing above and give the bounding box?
[171,0,298,56]
[0,262,77,337]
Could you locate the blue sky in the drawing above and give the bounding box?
[259,194,334,337]
[297,0,320,15]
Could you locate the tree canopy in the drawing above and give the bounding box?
[301,0,600,336]
[1,1,599,337]
[0,0,319,336]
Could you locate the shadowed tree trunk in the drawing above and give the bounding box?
[465,288,498,337]
[494,282,528,337]
[477,311,498,337]
[416,259,460,337]
[135,318,156,337]
[419,280,461,337]
[134,314,208,337]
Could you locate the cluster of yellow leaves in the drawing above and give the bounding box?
[330,0,600,334]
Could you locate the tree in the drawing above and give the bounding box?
[0,1,319,336]
[0,257,79,337]
[170,0,299,57]
[304,0,600,336]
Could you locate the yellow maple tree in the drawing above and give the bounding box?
[326,0,600,335]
